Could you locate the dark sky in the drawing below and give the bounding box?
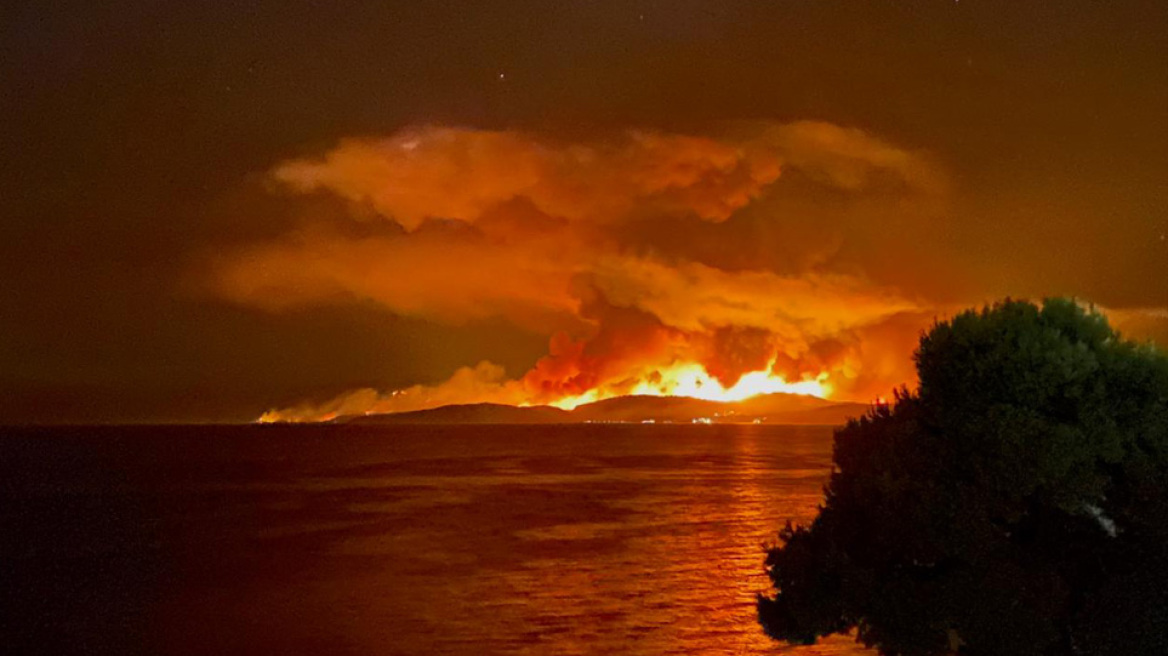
[3,0,1166,423]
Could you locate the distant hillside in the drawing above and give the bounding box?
[573,394,866,425]
[345,393,869,426]
[345,403,570,424]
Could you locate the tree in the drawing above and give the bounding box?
[758,298,1168,655]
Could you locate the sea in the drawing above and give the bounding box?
[1,424,874,655]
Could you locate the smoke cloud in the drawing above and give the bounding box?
[210,122,951,420]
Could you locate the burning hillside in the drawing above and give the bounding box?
[205,123,947,422]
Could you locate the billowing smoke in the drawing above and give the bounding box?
[257,361,525,423]
[209,122,951,420]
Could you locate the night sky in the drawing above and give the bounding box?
[3,1,1166,423]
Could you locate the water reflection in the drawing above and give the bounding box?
[3,424,874,655]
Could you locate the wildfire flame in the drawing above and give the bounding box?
[256,357,834,423]
[546,360,830,410]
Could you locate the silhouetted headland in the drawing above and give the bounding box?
[341,392,869,426]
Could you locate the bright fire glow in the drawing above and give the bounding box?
[547,360,831,410]
[257,358,835,422]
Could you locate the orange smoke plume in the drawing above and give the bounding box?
[208,123,947,421]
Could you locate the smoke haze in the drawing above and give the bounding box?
[209,123,961,419]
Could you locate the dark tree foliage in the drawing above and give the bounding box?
[759,298,1168,655]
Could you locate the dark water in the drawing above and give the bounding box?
[2,424,872,655]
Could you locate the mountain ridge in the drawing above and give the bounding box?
[342,392,869,426]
